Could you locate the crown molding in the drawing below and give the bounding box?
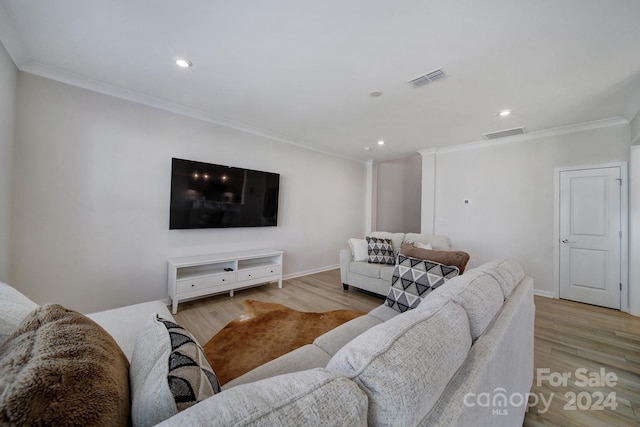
[417,148,438,156]
[18,60,366,164]
[432,117,629,154]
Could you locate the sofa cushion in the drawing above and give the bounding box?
[385,254,460,312]
[327,299,472,426]
[371,231,405,257]
[400,242,470,273]
[314,314,382,356]
[428,269,505,340]
[379,265,395,282]
[223,344,332,389]
[474,259,525,297]
[0,304,130,426]
[0,282,39,348]
[157,368,369,427]
[348,238,369,261]
[130,314,220,427]
[349,260,383,278]
[366,236,395,264]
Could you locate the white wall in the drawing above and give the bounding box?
[0,43,17,282]
[375,155,421,233]
[12,73,367,312]
[421,121,630,298]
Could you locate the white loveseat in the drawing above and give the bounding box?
[1,258,534,426]
[340,231,456,295]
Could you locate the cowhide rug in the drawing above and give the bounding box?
[203,300,365,385]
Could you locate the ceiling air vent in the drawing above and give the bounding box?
[482,127,527,140]
[408,68,447,88]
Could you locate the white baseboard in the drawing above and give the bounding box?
[534,289,555,299]
[283,264,339,280]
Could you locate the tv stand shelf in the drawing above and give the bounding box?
[168,248,284,314]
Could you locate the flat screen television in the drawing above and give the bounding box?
[169,158,280,229]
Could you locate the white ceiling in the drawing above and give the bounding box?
[2,0,640,162]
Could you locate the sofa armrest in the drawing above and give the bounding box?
[87,301,174,362]
[339,248,353,284]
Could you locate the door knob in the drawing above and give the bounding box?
[562,239,576,244]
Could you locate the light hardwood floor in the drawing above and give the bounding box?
[174,269,640,427]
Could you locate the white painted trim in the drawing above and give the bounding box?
[433,117,629,154]
[283,264,339,280]
[621,162,629,313]
[534,289,555,299]
[553,167,561,299]
[417,148,438,156]
[553,162,629,313]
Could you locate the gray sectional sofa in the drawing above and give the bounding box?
[1,258,534,426]
[168,258,535,426]
[340,231,455,296]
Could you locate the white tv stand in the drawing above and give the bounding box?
[168,248,284,314]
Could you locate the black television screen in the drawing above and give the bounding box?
[169,158,280,229]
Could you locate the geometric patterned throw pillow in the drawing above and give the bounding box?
[385,254,460,312]
[129,313,221,426]
[157,316,221,411]
[366,236,395,265]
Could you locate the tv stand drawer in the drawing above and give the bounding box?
[237,265,282,282]
[177,272,236,293]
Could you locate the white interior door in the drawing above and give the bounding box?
[559,167,621,309]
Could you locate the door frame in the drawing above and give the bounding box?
[553,162,629,312]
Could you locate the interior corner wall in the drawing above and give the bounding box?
[425,122,630,297]
[632,109,640,146]
[375,155,421,233]
[365,160,376,235]
[631,109,640,316]
[0,43,17,283]
[12,72,367,313]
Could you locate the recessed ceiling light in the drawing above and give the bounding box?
[499,110,511,117]
[364,146,372,151]
[175,58,192,68]
[377,140,385,146]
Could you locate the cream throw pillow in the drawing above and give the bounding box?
[348,238,369,262]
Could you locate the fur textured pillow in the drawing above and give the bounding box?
[0,304,130,426]
[400,242,470,273]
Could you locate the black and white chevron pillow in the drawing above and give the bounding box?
[157,316,221,410]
